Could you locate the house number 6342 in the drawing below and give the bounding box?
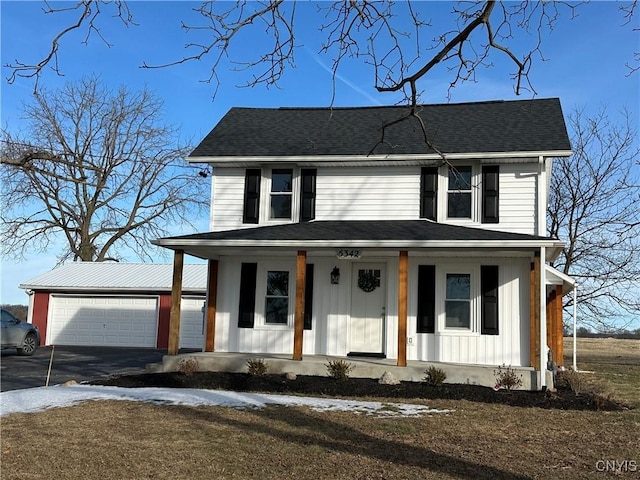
[337,249,362,259]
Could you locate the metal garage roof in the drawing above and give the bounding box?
[19,263,208,293]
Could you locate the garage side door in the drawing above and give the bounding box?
[180,297,206,349]
[49,296,158,347]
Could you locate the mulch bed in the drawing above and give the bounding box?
[91,372,630,412]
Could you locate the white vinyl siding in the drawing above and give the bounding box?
[476,163,538,235]
[210,163,540,234]
[315,167,419,220]
[498,163,538,235]
[210,168,248,231]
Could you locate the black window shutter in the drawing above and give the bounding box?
[481,265,499,335]
[238,263,257,328]
[417,265,436,333]
[420,167,438,221]
[243,169,261,224]
[303,264,314,330]
[482,165,499,223]
[300,169,317,222]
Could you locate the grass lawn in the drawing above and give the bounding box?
[563,337,640,408]
[1,338,638,480]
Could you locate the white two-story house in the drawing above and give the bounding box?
[154,98,575,390]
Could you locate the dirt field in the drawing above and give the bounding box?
[1,338,638,480]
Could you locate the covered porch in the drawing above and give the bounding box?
[152,220,573,390]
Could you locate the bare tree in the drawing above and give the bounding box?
[6,0,607,107]
[8,1,611,166]
[0,76,209,263]
[548,108,640,331]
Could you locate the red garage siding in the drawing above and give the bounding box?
[27,291,198,348]
[31,292,50,345]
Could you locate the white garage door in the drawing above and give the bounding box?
[180,297,206,349]
[49,296,158,347]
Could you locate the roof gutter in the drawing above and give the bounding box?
[186,150,573,165]
[152,238,565,261]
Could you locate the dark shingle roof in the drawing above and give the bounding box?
[163,220,553,243]
[189,98,571,158]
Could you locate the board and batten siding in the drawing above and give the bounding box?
[211,254,529,366]
[211,256,313,354]
[213,256,343,355]
[407,256,530,367]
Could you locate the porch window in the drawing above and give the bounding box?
[270,169,293,219]
[265,270,289,324]
[447,166,472,218]
[445,273,471,328]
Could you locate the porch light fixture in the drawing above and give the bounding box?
[330,266,340,285]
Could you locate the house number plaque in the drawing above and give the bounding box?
[336,249,362,259]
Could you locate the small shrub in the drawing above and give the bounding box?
[557,369,588,395]
[177,357,198,376]
[246,358,269,376]
[423,366,447,386]
[326,359,354,381]
[494,364,523,391]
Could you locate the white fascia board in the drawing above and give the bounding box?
[186,150,573,165]
[154,238,565,259]
[19,285,207,293]
[545,265,576,294]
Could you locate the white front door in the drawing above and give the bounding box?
[349,263,386,355]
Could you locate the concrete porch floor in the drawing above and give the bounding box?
[147,352,547,390]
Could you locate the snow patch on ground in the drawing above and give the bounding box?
[0,384,453,417]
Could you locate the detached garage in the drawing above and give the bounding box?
[20,263,208,349]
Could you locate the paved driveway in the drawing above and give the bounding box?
[0,346,174,392]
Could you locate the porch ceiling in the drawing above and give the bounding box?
[153,220,564,261]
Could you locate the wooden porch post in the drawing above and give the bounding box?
[546,289,556,352]
[205,259,219,352]
[529,253,540,368]
[293,250,306,361]
[397,251,408,367]
[168,249,184,355]
[554,285,564,366]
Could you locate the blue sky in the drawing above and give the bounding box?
[1,1,639,305]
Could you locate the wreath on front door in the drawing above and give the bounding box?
[358,271,378,293]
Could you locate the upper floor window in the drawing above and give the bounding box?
[270,169,293,219]
[447,166,472,218]
[421,164,499,224]
[243,168,316,224]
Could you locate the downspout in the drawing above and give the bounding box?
[572,283,578,371]
[537,156,548,388]
[26,290,34,323]
[537,156,547,236]
[539,246,547,390]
